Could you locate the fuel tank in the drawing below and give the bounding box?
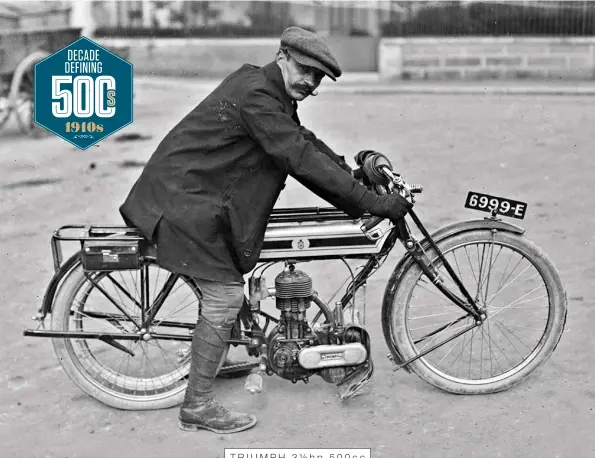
[260,207,393,260]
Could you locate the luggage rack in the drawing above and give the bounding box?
[50,225,146,272]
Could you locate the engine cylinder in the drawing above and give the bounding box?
[275,268,312,311]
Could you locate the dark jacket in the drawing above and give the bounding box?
[120,61,379,282]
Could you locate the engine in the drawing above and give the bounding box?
[259,264,371,385]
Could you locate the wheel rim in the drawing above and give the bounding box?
[403,240,552,385]
[0,96,11,128]
[10,56,38,133]
[62,263,200,401]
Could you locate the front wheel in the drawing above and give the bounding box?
[382,229,567,394]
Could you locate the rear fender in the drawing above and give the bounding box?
[381,218,525,371]
[38,252,81,318]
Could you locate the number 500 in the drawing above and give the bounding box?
[51,75,116,118]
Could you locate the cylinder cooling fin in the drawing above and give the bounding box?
[275,269,312,298]
[274,268,313,311]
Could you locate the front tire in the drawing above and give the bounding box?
[382,229,567,394]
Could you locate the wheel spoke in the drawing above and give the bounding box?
[476,244,487,298]
[416,279,449,302]
[482,240,499,302]
[493,319,533,352]
[463,246,479,285]
[488,282,544,318]
[487,265,535,305]
[397,235,561,389]
[409,311,460,320]
[492,255,525,300]
[481,321,502,375]
[59,262,202,403]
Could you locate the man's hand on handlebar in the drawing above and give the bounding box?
[370,193,412,222]
[353,167,372,187]
[352,150,423,229]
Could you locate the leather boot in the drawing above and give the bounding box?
[179,399,257,434]
[179,317,257,433]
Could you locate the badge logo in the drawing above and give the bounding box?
[292,238,310,250]
[34,37,133,150]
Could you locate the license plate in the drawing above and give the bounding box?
[465,191,527,219]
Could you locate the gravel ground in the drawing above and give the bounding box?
[1,80,594,458]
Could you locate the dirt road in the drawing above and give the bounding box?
[1,81,594,458]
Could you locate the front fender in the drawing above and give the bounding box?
[381,217,525,372]
[391,217,525,283]
[424,217,525,243]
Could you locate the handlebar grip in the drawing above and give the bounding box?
[409,184,423,194]
[362,215,384,232]
[363,154,393,186]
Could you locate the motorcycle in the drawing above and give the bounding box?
[23,152,567,410]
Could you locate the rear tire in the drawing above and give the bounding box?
[382,230,567,394]
[51,262,201,410]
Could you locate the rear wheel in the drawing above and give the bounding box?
[51,261,201,410]
[382,230,567,394]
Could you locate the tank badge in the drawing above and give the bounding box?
[292,238,310,250]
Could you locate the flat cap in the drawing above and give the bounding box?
[280,26,342,81]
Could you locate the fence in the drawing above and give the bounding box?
[93,1,311,38]
[91,1,595,39]
[381,1,595,37]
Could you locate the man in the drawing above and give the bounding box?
[120,26,411,434]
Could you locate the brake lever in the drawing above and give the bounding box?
[360,168,422,239]
[379,166,415,203]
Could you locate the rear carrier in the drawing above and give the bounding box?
[50,225,147,273]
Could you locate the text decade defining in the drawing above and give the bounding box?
[65,49,103,74]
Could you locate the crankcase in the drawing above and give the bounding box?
[298,342,368,369]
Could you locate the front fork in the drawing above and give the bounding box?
[401,210,486,322]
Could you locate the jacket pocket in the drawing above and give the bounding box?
[222,202,267,275]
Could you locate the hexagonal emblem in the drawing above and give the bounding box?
[34,36,133,150]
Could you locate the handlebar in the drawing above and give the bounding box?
[360,164,423,237]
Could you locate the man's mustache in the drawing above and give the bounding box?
[295,84,318,96]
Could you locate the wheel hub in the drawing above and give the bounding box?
[474,303,488,324]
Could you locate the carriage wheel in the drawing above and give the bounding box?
[8,50,50,137]
[0,93,10,130]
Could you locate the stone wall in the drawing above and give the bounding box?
[97,36,595,81]
[97,36,379,77]
[379,37,595,81]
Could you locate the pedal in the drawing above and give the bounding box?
[218,361,259,379]
[337,358,374,401]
